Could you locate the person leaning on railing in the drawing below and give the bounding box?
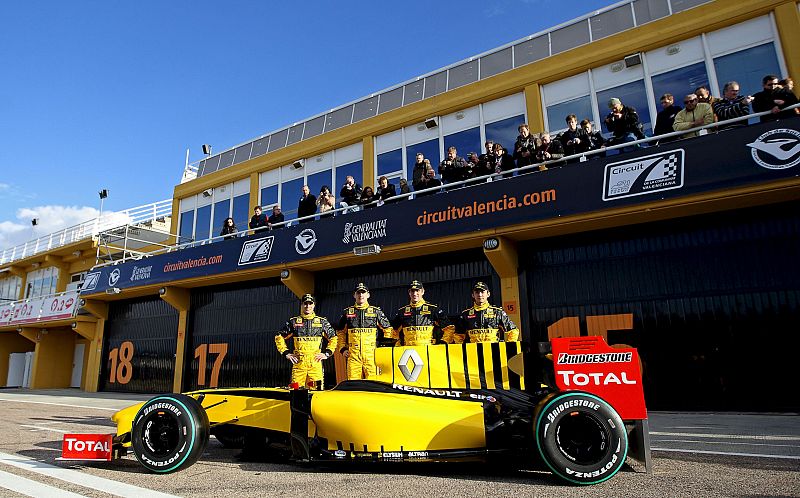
[673,94,714,138]
[249,205,269,232]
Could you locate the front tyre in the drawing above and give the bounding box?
[535,392,627,485]
[131,394,209,473]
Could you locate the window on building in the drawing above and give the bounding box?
[335,161,363,193]
[281,177,304,221]
[232,193,249,232]
[25,267,59,298]
[443,127,481,161]
[212,198,230,239]
[546,96,593,133]
[308,170,332,199]
[67,272,86,292]
[178,210,194,244]
[713,42,780,98]
[0,276,21,302]
[377,149,403,182]
[485,115,526,152]
[651,62,709,107]
[596,80,651,136]
[260,184,278,208]
[195,204,211,243]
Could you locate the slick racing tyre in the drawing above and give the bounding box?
[131,394,209,473]
[534,392,627,485]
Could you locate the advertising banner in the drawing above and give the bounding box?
[0,290,80,326]
[82,119,800,296]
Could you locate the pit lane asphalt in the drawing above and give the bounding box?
[0,389,797,497]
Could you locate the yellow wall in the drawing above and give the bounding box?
[29,328,75,389]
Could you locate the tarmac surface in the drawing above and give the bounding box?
[0,389,797,497]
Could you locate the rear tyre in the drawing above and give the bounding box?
[535,392,627,485]
[131,394,209,473]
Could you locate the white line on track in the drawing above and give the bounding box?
[652,447,800,460]
[21,424,70,433]
[650,431,800,441]
[655,438,800,449]
[0,452,180,498]
[0,398,119,411]
[0,468,86,498]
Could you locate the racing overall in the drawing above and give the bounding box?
[391,300,455,346]
[455,303,518,343]
[336,304,392,379]
[275,313,337,389]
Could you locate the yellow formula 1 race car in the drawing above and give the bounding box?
[71,337,650,486]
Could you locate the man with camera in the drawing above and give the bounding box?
[439,146,471,189]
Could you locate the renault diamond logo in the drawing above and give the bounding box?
[398,349,424,382]
[108,269,121,286]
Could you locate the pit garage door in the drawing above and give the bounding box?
[100,296,179,393]
[184,279,297,390]
[521,201,800,411]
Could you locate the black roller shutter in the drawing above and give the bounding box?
[521,201,800,411]
[185,279,297,390]
[100,296,178,393]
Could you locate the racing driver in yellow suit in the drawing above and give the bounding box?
[275,293,337,389]
[336,282,393,380]
[391,280,455,346]
[454,281,519,343]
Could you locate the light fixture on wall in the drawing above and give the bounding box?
[280,270,290,279]
[159,287,167,296]
[424,117,438,129]
[106,287,121,295]
[202,188,213,198]
[624,53,642,68]
[291,159,304,170]
[353,244,381,256]
[483,238,500,250]
[72,250,82,257]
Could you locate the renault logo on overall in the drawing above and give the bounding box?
[602,150,684,201]
[398,349,424,382]
[239,236,274,266]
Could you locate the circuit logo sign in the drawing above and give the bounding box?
[295,229,317,255]
[238,236,274,266]
[747,128,800,170]
[602,150,684,201]
[82,272,101,292]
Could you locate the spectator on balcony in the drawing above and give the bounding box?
[268,205,284,228]
[779,77,794,93]
[249,205,269,232]
[476,140,495,178]
[317,186,335,219]
[654,94,682,143]
[339,175,362,213]
[359,186,376,209]
[604,98,645,152]
[298,185,317,223]
[535,132,564,170]
[580,119,606,158]
[375,176,396,206]
[695,86,717,108]
[439,146,471,189]
[712,81,753,130]
[673,94,714,138]
[399,178,411,196]
[513,124,537,168]
[412,153,441,195]
[492,143,515,178]
[752,74,799,122]
[560,114,589,161]
[220,217,238,240]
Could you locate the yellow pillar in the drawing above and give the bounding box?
[250,171,260,211]
[25,328,75,389]
[523,83,545,134]
[280,268,315,299]
[482,237,522,330]
[774,2,800,83]
[84,319,106,392]
[169,197,181,246]
[362,136,375,190]
[159,287,190,393]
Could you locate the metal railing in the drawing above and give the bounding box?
[0,199,173,266]
[103,105,800,268]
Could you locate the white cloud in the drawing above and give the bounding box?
[0,204,130,253]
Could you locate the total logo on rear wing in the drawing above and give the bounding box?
[551,336,647,420]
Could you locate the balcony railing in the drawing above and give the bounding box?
[0,199,172,266]
[0,289,80,327]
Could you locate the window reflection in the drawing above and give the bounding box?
[546,97,593,132]
[713,42,780,98]
[336,161,363,192]
[260,185,278,208]
[485,114,526,151]
[308,170,332,200]
[377,149,402,178]
[281,178,303,221]
[651,62,708,106]
[232,194,249,232]
[179,210,194,244]
[405,139,439,182]
[444,127,481,160]
[212,199,230,238]
[596,80,651,135]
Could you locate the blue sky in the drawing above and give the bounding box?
[0,0,610,249]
